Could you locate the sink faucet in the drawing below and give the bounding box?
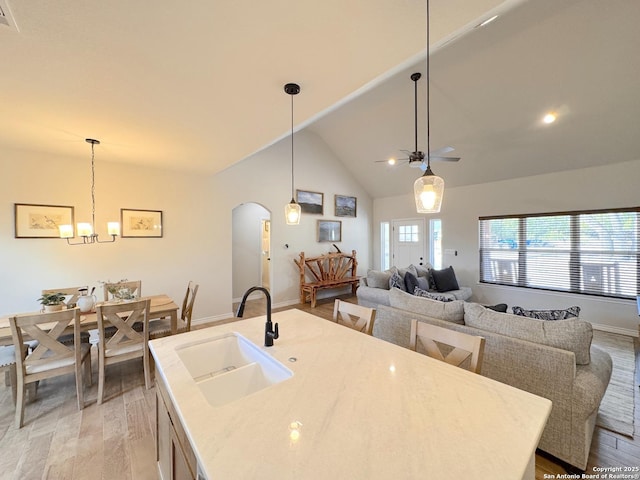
[236,286,279,347]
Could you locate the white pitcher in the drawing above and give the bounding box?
[77,290,96,313]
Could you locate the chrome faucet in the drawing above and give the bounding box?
[236,286,279,347]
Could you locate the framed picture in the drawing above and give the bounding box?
[317,220,342,242]
[121,209,163,238]
[335,195,357,217]
[296,190,324,215]
[14,203,74,238]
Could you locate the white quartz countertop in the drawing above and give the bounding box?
[150,309,551,480]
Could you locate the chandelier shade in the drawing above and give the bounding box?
[414,165,444,213]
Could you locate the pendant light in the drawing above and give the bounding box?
[59,138,120,244]
[414,0,444,214]
[284,82,302,225]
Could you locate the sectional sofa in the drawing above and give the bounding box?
[371,288,612,471]
[357,264,472,308]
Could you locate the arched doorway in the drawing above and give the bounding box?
[231,203,271,302]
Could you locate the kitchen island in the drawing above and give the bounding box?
[150,309,551,480]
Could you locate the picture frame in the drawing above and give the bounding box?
[317,220,342,243]
[296,189,324,215]
[121,208,163,238]
[14,203,74,238]
[335,195,357,217]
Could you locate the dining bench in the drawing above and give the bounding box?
[294,250,359,308]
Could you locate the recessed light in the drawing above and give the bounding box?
[543,112,557,124]
[477,15,499,28]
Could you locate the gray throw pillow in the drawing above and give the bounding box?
[431,266,460,292]
[512,305,581,321]
[404,271,419,293]
[366,269,392,290]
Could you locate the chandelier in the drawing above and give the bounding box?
[59,138,120,244]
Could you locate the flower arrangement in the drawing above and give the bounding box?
[100,279,135,301]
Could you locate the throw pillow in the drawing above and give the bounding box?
[431,266,460,292]
[414,287,453,302]
[416,276,430,291]
[397,265,418,282]
[366,269,392,290]
[485,303,508,313]
[404,271,419,294]
[389,271,406,291]
[512,305,581,321]
[413,263,433,278]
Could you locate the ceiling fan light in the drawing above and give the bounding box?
[387,158,396,165]
[285,200,301,225]
[414,170,444,213]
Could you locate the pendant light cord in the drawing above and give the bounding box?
[290,91,295,199]
[426,0,431,169]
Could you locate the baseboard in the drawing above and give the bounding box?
[592,323,639,338]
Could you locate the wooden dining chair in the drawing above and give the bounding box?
[149,281,199,339]
[102,280,142,301]
[41,287,91,345]
[9,308,92,428]
[96,298,151,404]
[409,320,485,374]
[332,299,376,335]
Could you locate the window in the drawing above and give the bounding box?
[398,225,419,243]
[430,219,442,269]
[479,208,639,299]
[381,222,390,270]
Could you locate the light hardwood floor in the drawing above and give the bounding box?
[0,294,637,479]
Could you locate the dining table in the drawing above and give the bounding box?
[0,294,179,347]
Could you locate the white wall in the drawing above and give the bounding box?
[212,130,373,307]
[1,148,219,319]
[374,159,640,336]
[1,130,373,320]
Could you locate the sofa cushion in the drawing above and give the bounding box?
[413,264,432,278]
[404,272,430,293]
[389,288,464,324]
[396,265,418,282]
[512,305,581,321]
[366,269,392,290]
[464,302,592,365]
[431,266,460,292]
[414,287,453,302]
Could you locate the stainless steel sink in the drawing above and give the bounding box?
[175,332,292,407]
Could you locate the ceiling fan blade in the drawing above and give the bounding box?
[419,162,427,172]
[430,156,460,162]
[430,146,455,156]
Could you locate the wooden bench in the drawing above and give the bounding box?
[294,250,359,308]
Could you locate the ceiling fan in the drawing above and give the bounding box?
[376,72,460,171]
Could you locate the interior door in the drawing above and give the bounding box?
[391,218,426,267]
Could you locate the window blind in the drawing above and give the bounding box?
[479,208,639,299]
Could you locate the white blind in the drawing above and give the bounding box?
[479,208,639,299]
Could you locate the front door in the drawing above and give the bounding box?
[391,218,426,267]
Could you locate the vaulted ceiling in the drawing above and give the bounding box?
[1,0,639,199]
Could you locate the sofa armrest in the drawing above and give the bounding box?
[572,345,613,418]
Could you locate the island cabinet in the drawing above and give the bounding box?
[156,370,197,480]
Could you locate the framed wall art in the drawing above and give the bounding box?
[296,190,324,215]
[335,195,357,217]
[14,203,74,238]
[317,220,342,242]
[121,208,163,238]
